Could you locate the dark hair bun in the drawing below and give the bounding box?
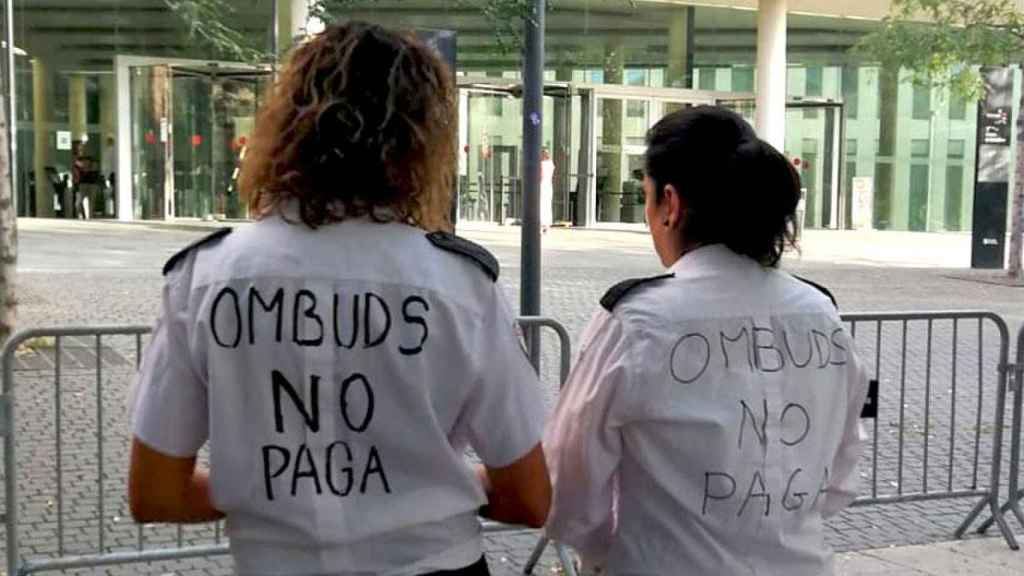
[645,106,801,267]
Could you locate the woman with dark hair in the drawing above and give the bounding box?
[128,22,549,576]
[544,106,869,575]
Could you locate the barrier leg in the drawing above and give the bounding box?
[1012,492,1024,528]
[980,490,1024,534]
[522,536,548,575]
[957,496,989,539]
[555,543,579,576]
[980,354,1024,536]
[961,494,1019,550]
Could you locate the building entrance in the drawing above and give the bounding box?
[116,57,270,221]
[456,77,748,229]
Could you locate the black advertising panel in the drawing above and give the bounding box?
[973,183,1010,268]
[981,107,1012,146]
[972,68,1012,269]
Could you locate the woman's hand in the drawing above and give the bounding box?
[128,437,225,524]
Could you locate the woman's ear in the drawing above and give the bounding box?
[663,184,684,229]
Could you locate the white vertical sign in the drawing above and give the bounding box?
[851,177,874,230]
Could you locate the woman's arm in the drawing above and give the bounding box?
[128,437,224,524]
[476,443,551,528]
[543,310,632,566]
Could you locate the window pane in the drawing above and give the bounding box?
[949,92,968,120]
[874,162,893,229]
[627,100,646,118]
[948,139,966,159]
[698,68,717,91]
[911,139,930,158]
[909,165,929,231]
[732,66,754,93]
[913,84,931,120]
[846,139,858,156]
[806,66,823,97]
[945,165,964,231]
[842,66,859,119]
[625,69,646,87]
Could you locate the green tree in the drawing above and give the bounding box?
[860,0,1024,278]
[166,0,538,62]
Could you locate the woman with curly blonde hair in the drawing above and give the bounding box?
[128,22,550,576]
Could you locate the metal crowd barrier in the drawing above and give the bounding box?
[840,312,1018,550]
[1,318,576,576]
[980,322,1024,537]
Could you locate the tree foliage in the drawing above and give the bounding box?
[859,0,1024,278]
[859,0,1024,98]
[165,0,271,62]
[165,0,545,62]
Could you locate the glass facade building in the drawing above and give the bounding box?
[0,0,1013,233]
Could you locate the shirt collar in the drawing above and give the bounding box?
[667,243,740,274]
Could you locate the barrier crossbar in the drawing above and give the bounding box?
[1,318,576,576]
[839,312,1017,550]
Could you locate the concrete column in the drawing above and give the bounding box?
[99,75,116,176]
[278,0,321,51]
[68,75,87,219]
[666,7,695,89]
[875,66,900,229]
[601,39,624,222]
[552,67,572,221]
[290,0,309,37]
[31,58,53,217]
[69,76,87,145]
[756,0,787,150]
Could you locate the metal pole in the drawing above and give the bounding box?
[272,0,280,59]
[4,0,15,214]
[521,0,544,368]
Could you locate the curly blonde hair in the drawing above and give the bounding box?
[240,21,456,231]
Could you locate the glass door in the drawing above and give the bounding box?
[171,67,266,219]
[126,60,268,220]
[785,102,843,230]
[171,69,210,218]
[462,88,521,224]
[458,83,568,226]
[582,87,715,227]
[595,96,658,224]
[129,64,171,220]
[718,97,845,230]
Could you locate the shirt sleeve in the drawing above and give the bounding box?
[132,264,209,458]
[543,309,634,565]
[821,331,872,518]
[460,286,546,468]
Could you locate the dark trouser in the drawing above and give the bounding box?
[420,556,490,576]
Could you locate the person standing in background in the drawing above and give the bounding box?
[540,148,555,233]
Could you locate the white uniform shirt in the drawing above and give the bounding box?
[544,244,870,576]
[133,215,545,576]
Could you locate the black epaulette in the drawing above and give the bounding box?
[162,228,232,276]
[600,273,675,312]
[793,274,837,309]
[426,231,499,282]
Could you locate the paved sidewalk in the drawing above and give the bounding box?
[836,535,1023,575]
[119,216,1019,273]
